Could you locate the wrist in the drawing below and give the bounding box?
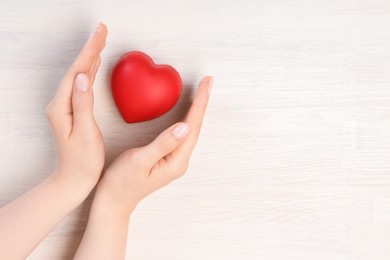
[51,168,97,201]
[54,160,103,187]
[94,181,138,218]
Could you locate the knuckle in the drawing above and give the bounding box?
[84,49,96,64]
[157,138,171,152]
[45,102,55,120]
[179,161,190,175]
[174,170,185,179]
[72,96,90,113]
[82,128,103,142]
[156,135,176,153]
[86,53,95,63]
[72,95,83,106]
[123,148,144,166]
[123,149,137,160]
[171,160,189,179]
[192,93,207,111]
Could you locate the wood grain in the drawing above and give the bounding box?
[1,0,390,259]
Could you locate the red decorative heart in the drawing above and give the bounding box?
[111,51,182,123]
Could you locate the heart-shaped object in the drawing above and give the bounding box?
[111,51,182,123]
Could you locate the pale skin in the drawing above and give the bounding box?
[0,23,212,259]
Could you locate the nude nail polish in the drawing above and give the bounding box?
[172,123,189,140]
[75,74,89,92]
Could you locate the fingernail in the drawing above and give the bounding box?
[95,22,104,33]
[208,76,214,98]
[88,22,103,40]
[172,123,190,140]
[75,74,89,92]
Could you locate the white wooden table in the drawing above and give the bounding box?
[1,0,390,259]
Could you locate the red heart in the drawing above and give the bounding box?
[111,51,182,123]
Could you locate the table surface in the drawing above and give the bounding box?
[1,0,390,259]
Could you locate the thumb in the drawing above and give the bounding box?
[71,73,94,133]
[143,122,190,166]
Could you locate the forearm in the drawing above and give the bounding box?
[74,184,134,260]
[0,173,94,259]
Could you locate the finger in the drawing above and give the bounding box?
[169,76,212,161]
[141,122,190,168]
[88,56,99,78]
[51,23,107,114]
[72,23,107,74]
[89,56,101,85]
[71,73,95,134]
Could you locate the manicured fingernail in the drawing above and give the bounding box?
[172,123,189,140]
[208,76,213,98]
[75,73,89,92]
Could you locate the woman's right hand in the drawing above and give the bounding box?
[98,76,212,214]
[75,75,212,260]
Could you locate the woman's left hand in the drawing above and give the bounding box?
[0,23,108,259]
[45,23,107,189]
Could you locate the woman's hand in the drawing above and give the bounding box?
[74,76,213,260]
[100,76,212,212]
[46,23,107,189]
[0,23,108,259]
